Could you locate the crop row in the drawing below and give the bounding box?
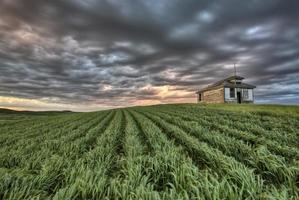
[1,106,298,199]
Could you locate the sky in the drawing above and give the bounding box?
[1,0,299,111]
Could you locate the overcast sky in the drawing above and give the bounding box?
[1,0,299,111]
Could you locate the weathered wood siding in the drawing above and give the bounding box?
[224,87,254,103]
[247,89,253,101]
[224,87,237,103]
[202,88,224,103]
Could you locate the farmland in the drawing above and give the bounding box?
[0,104,298,199]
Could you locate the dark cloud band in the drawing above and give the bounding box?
[1,0,299,109]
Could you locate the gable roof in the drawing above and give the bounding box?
[196,75,256,93]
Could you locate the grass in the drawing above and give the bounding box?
[0,104,298,199]
[199,103,299,116]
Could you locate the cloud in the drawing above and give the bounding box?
[0,0,299,110]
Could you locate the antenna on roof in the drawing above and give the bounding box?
[233,63,237,86]
[234,63,237,77]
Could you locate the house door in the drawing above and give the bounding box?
[237,92,241,104]
[198,94,202,102]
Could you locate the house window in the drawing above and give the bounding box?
[243,89,248,99]
[230,88,235,98]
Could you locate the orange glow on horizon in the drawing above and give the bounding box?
[0,106,26,111]
[0,86,196,112]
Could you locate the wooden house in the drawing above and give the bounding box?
[196,75,256,103]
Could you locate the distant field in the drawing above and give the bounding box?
[0,104,298,199]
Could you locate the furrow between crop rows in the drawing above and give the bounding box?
[154,107,299,161]
[142,108,298,188]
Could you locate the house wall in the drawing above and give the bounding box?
[224,87,237,103]
[247,89,253,101]
[202,88,224,103]
[224,88,231,99]
[224,87,254,103]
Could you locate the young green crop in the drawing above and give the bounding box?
[0,104,298,199]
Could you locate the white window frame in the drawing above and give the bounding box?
[230,88,235,98]
[243,89,249,100]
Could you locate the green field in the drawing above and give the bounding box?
[0,104,298,199]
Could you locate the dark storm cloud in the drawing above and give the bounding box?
[1,0,299,109]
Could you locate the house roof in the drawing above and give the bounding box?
[196,75,256,93]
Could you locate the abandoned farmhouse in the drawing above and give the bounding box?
[196,75,256,103]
